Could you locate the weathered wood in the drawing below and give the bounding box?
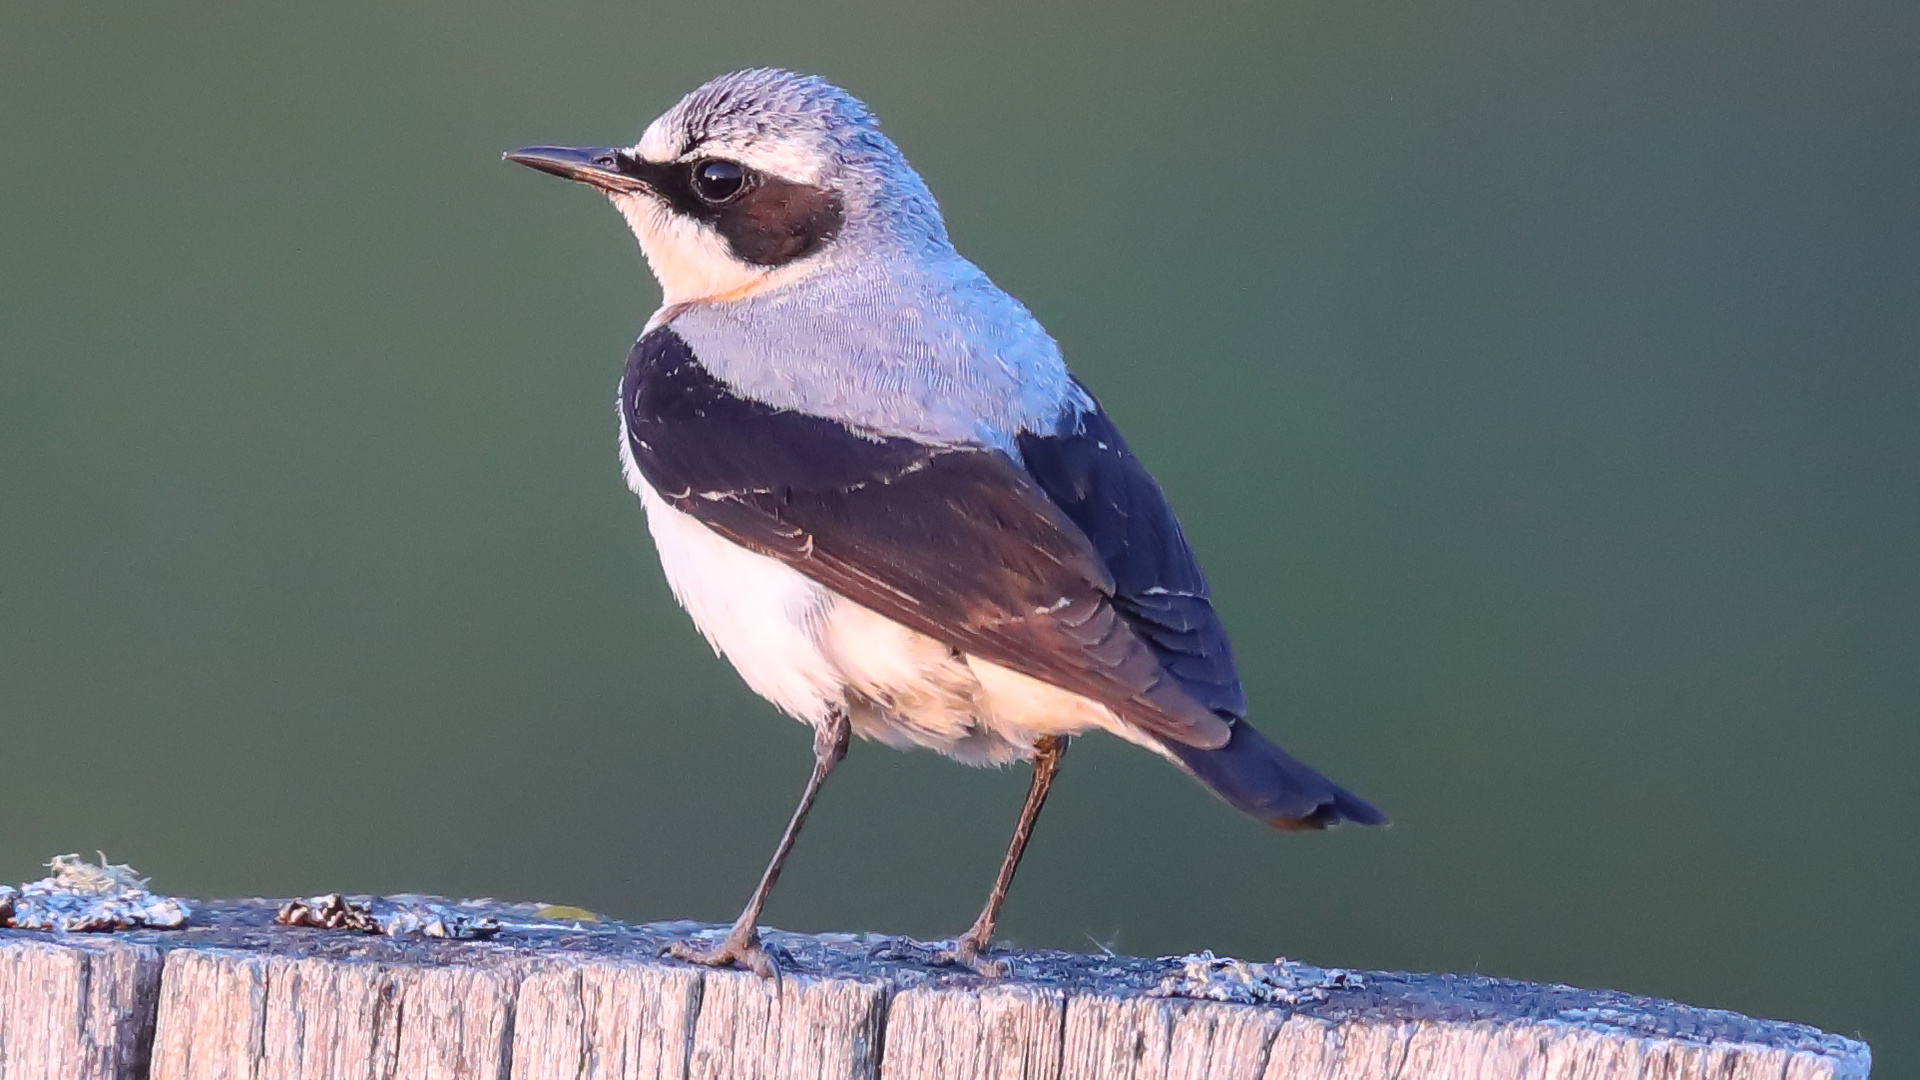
[149,947,522,1080]
[687,969,887,1080]
[0,899,1873,1079]
[880,983,1064,1079]
[511,958,702,1080]
[0,935,161,1080]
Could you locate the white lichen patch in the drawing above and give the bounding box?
[1149,950,1365,1006]
[0,853,191,932]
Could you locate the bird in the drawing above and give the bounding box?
[506,69,1386,979]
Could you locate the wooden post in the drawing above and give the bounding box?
[0,898,1870,1079]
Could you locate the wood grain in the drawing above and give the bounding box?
[0,900,1873,1079]
[0,936,160,1080]
[687,969,887,1080]
[511,958,702,1080]
[880,982,1064,1080]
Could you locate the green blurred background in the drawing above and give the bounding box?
[3,0,1913,1067]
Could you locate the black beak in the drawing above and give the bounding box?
[504,146,650,194]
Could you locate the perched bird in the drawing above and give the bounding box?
[507,69,1385,978]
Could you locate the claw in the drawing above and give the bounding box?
[666,930,783,983]
[936,935,1010,978]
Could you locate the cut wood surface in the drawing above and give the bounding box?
[0,898,1870,1080]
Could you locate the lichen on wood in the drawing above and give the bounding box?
[0,853,189,933]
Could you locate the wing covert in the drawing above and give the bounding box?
[621,326,1234,749]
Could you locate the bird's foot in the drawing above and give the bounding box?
[935,932,1009,978]
[666,927,782,981]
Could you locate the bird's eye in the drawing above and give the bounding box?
[690,159,748,204]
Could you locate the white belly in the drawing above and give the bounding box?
[623,441,1126,765]
[637,480,844,724]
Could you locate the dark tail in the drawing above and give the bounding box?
[1160,719,1388,829]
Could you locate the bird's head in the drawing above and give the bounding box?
[508,69,947,305]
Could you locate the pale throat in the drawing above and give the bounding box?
[613,193,822,307]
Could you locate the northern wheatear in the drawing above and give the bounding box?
[508,69,1385,978]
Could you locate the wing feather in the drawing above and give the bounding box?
[623,327,1235,749]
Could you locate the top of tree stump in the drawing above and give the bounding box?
[0,894,1872,1080]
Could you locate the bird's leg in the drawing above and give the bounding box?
[668,708,851,980]
[942,735,1068,976]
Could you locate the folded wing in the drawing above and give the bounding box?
[622,326,1232,750]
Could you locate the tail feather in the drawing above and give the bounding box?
[1160,719,1388,829]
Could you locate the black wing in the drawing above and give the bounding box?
[1017,393,1246,721]
[621,326,1235,749]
